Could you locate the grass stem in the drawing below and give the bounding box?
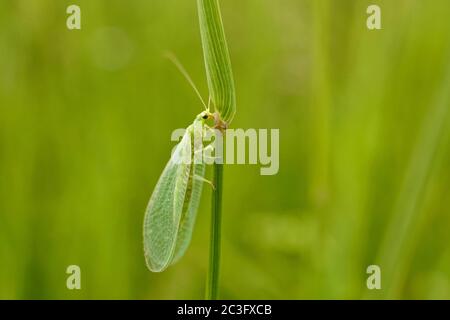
[206,162,223,300]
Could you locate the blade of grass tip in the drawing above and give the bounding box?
[197,0,236,300]
[375,60,450,298]
[197,0,236,125]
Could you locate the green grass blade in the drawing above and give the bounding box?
[197,0,236,124]
[197,0,234,300]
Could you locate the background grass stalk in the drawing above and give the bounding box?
[375,60,450,298]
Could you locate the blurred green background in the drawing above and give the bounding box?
[1,0,450,299]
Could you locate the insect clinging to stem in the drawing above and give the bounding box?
[143,53,219,272]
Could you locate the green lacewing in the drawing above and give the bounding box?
[143,111,214,272]
[143,54,217,272]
